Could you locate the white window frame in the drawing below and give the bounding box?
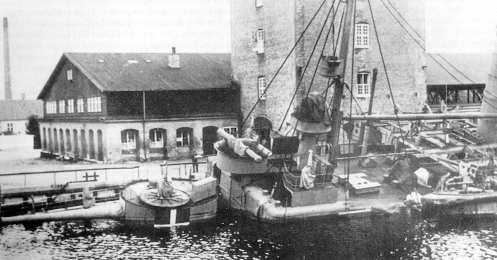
[149,128,164,148]
[87,97,102,113]
[176,128,193,147]
[223,126,238,137]
[46,101,57,114]
[58,100,65,113]
[7,123,13,132]
[255,0,263,8]
[67,99,74,113]
[77,98,84,113]
[67,69,73,81]
[257,76,267,100]
[356,72,370,98]
[355,23,369,49]
[255,29,265,54]
[122,130,136,150]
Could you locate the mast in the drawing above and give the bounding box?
[327,0,355,163]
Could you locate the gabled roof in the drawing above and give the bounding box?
[0,100,43,121]
[426,53,492,85]
[38,52,232,99]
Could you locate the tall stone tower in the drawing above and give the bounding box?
[231,0,427,136]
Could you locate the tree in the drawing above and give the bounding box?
[26,115,41,149]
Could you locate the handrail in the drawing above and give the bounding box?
[0,165,140,177]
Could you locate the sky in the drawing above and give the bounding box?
[0,0,496,100]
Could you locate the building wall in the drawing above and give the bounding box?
[39,116,237,162]
[341,0,427,115]
[42,58,105,120]
[231,0,297,130]
[231,0,427,133]
[0,119,27,134]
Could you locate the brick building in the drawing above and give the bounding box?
[231,0,427,140]
[37,52,239,162]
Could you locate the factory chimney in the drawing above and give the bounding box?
[477,28,497,142]
[3,17,12,100]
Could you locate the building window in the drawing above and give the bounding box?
[257,76,267,100]
[87,97,102,113]
[58,100,65,113]
[149,128,165,148]
[77,98,84,113]
[255,0,263,8]
[356,72,370,98]
[224,126,238,137]
[254,29,264,54]
[46,101,57,114]
[67,99,74,113]
[67,69,73,81]
[121,129,137,150]
[176,127,193,147]
[6,123,13,133]
[355,23,369,49]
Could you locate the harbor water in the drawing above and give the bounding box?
[2,211,497,259]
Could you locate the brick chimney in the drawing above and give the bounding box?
[168,47,180,69]
[3,17,12,100]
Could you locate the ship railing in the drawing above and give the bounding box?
[281,153,334,190]
[160,159,208,180]
[0,165,141,189]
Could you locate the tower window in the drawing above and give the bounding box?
[355,23,369,49]
[356,72,370,98]
[257,76,267,100]
[254,29,265,54]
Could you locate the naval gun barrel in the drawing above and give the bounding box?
[217,129,272,162]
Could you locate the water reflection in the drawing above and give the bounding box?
[2,212,497,259]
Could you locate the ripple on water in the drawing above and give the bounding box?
[2,215,497,259]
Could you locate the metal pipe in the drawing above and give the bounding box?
[1,201,124,224]
[349,112,497,121]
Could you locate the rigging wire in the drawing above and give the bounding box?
[333,7,346,56]
[346,0,358,206]
[366,0,408,154]
[277,0,338,132]
[240,0,330,128]
[289,3,341,136]
[383,0,476,84]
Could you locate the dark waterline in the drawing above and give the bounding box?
[2,211,497,259]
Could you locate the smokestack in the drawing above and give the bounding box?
[3,17,12,100]
[477,28,497,142]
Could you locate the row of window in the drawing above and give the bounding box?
[252,22,368,57]
[46,97,102,114]
[121,126,238,149]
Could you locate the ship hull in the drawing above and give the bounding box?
[422,191,497,218]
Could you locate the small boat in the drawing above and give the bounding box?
[422,189,497,218]
[420,158,497,218]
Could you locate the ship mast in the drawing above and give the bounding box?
[327,0,356,163]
